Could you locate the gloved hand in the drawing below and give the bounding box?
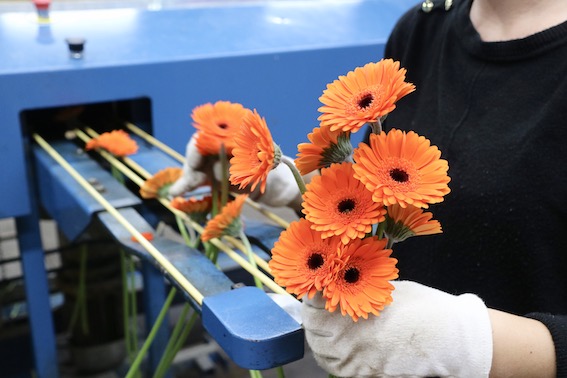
[169,134,312,209]
[168,134,210,196]
[302,281,493,378]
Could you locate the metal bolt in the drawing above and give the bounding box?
[422,0,434,12]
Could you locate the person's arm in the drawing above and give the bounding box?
[489,309,556,378]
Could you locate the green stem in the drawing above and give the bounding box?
[239,229,263,289]
[368,117,383,134]
[120,250,132,360]
[375,221,386,240]
[111,165,125,184]
[281,156,306,195]
[219,143,229,208]
[275,365,286,378]
[211,167,220,217]
[153,308,199,378]
[125,287,177,378]
[152,303,190,378]
[170,312,199,361]
[128,256,139,356]
[69,245,89,335]
[205,241,220,265]
[175,214,192,246]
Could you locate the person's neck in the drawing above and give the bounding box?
[470,0,567,42]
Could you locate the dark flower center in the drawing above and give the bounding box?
[338,198,356,213]
[344,267,360,283]
[217,123,228,129]
[307,253,324,270]
[358,94,374,110]
[390,168,409,183]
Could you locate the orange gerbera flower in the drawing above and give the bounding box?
[139,167,183,199]
[170,195,213,223]
[201,194,248,242]
[295,126,353,175]
[85,129,138,157]
[269,218,342,299]
[352,129,450,209]
[384,203,442,244]
[229,110,278,194]
[318,59,415,134]
[192,101,253,156]
[302,163,386,245]
[324,237,398,321]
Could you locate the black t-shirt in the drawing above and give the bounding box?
[379,0,567,374]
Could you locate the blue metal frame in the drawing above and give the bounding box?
[16,143,59,378]
[202,286,304,370]
[33,141,142,241]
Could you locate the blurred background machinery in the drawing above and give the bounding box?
[0,0,415,376]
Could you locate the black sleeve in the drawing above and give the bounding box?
[525,313,567,377]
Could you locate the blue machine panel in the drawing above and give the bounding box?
[97,208,235,300]
[0,0,417,217]
[202,286,304,370]
[33,141,142,240]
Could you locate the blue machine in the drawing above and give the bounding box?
[0,1,416,376]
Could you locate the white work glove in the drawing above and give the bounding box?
[169,134,309,209]
[302,281,493,378]
[168,134,210,196]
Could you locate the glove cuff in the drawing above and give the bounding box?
[447,293,493,377]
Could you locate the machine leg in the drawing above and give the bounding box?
[141,260,172,378]
[16,213,59,378]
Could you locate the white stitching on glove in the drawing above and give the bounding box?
[302,281,493,378]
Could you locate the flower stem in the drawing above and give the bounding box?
[125,287,177,378]
[368,118,383,134]
[128,255,139,357]
[249,370,263,378]
[281,155,306,195]
[120,250,132,361]
[220,143,230,207]
[239,229,263,289]
[152,304,199,378]
[111,164,125,184]
[275,366,286,378]
[175,214,192,246]
[165,311,199,370]
[68,244,89,335]
[375,220,386,240]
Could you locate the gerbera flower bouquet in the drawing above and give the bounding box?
[227,58,451,322]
